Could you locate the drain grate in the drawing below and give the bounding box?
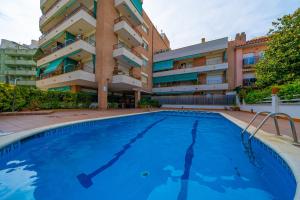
[141,171,150,177]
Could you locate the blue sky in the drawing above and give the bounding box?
[0,0,298,48]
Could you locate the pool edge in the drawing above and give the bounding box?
[220,112,300,200]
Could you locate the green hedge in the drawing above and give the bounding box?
[241,80,300,104]
[138,98,161,108]
[0,83,96,112]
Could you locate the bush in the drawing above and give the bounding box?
[0,83,95,112]
[243,88,271,104]
[108,102,119,109]
[240,80,300,104]
[278,80,300,100]
[138,98,161,108]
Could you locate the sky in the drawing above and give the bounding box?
[0,0,298,49]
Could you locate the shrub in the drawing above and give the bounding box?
[138,98,161,108]
[278,80,300,100]
[0,83,95,112]
[240,80,300,104]
[108,102,119,109]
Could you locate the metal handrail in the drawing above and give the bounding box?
[248,112,299,146]
[241,111,271,144]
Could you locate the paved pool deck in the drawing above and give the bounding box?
[0,109,299,140]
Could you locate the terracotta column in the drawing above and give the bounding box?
[95,0,117,109]
[134,90,141,108]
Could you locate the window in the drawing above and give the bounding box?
[141,76,148,84]
[206,57,222,65]
[142,59,148,67]
[141,25,149,34]
[142,39,149,51]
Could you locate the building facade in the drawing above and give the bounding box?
[37,0,170,108]
[152,38,234,97]
[234,35,268,87]
[0,39,38,86]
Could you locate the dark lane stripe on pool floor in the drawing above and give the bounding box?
[77,117,167,188]
[177,120,199,200]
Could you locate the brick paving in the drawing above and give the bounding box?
[0,109,299,141]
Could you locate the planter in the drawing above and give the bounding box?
[272,86,280,95]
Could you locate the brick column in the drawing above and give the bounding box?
[134,90,141,108]
[95,0,117,109]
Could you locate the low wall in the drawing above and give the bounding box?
[240,104,300,119]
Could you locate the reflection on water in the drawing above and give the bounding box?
[0,160,37,200]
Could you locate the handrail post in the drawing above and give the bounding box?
[273,116,281,136]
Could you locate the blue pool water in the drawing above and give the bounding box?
[0,111,296,200]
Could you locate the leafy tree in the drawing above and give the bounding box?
[256,8,300,87]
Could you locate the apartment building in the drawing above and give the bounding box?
[37,0,170,108]
[152,38,234,96]
[0,39,37,86]
[234,34,268,87]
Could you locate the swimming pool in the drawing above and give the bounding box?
[0,111,297,200]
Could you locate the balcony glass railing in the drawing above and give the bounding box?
[38,63,84,80]
[113,42,142,59]
[114,16,142,37]
[40,5,95,40]
[40,0,60,16]
[43,37,95,57]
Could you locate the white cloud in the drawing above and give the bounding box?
[0,0,298,48]
[144,0,299,49]
[0,0,41,45]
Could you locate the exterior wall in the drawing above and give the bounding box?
[152,38,229,96]
[234,38,268,87]
[0,40,37,86]
[37,0,170,108]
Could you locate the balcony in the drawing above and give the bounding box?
[153,83,229,93]
[39,6,96,47]
[37,69,96,89]
[153,63,228,78]
[5,60,36,66]
[37,39,95,67]
[40,0,73,27]
[41,0,58,14]
[8,80,36,86]
[109,74,142,91]
[113,42,143,67]
[4,49,36,56]
[114,17,143,47]
[115,0,144,26]
[3,70,36,76]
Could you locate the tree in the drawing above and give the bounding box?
[255,8,300,88]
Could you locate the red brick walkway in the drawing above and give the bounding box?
[0,109,299,140]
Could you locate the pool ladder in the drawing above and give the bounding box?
[241,112,300,150]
